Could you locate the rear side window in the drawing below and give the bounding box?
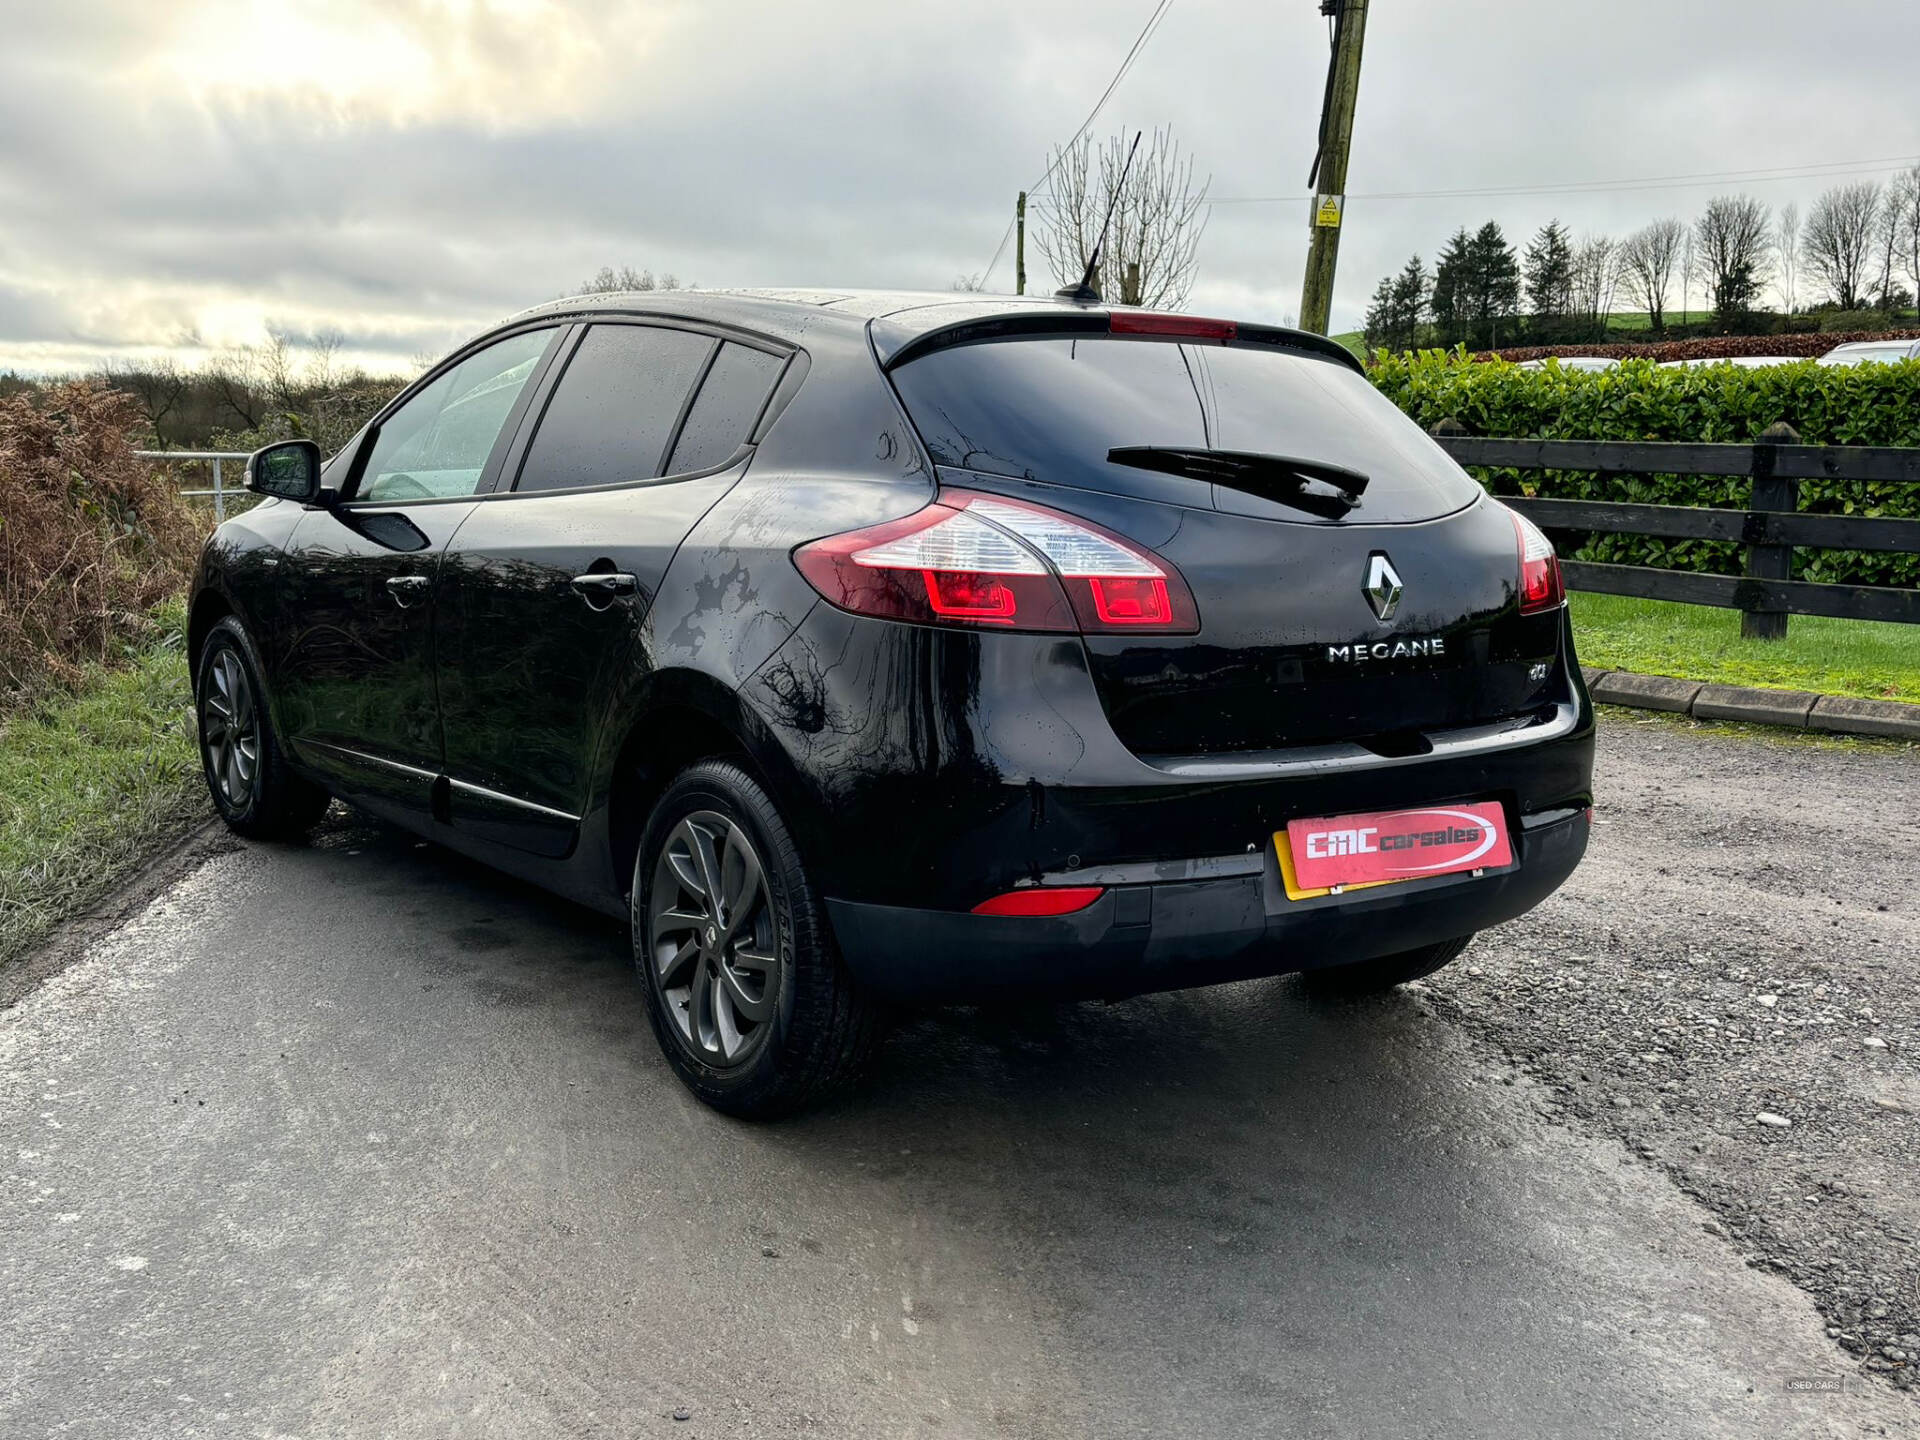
[514,324,714,493]
[889,337,1481,524]
[666,343,786,475]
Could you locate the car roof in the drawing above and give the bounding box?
[1820,339,1919,357]
[1516,356,1617,370]
[495,288,1360,371]
[1660,355,1803,368]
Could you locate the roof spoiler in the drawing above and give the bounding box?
[875,310,1364,375]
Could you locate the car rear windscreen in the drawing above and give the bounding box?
[888,336,1482,523]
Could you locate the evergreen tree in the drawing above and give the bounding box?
[1361,275,1398,354]
[1523,220,1576,339]
[1388,254,1430,350]
[1430,228,1473,348]
[1469,222,1522,349]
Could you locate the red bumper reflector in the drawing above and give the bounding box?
[971,886,1106,917]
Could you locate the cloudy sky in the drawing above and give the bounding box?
[3,0,1915,376]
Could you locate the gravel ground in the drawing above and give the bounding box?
[3,708,1917,1435]
[1427,707,1920,1392]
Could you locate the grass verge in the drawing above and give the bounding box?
[0,602,204,968]
[1570,592,1920,703]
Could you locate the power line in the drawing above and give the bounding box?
[981,215,1019,285]
[983,0,1176,282]
[1205,152,1920,206]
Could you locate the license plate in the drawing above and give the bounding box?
[1277,800,1512,900]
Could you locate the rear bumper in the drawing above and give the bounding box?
[826,806,1588,1002]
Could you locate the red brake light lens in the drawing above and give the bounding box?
[923,568,1018,621]
[1088,575,1173,626]
[793,490,1198,635]
[1507,507,1565,614]
[1109,311,1237,341]
[971,886,1106,917]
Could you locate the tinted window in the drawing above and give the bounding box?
[890,337,1481,524]
[357,328,553,502]
[515,325,714,493]
[666,343,785,474]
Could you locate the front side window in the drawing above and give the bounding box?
[514,325,716,494]
[356,328,555,502]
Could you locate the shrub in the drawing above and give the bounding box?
[0,382,204,702]
[1369,351,1920,587]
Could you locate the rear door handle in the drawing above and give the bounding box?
[571,572,638,608]
[385,574,430,607]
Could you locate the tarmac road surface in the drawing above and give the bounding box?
[2,720,1912,1439]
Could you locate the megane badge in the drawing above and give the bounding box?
[1364,553,1403,622]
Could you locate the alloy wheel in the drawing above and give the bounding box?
[648,810,781,1068]
[202,649,260,809]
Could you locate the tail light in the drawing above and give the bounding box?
[1506,507,1565,614]
[794,489,1199,635]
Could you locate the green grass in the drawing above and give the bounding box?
[1570,592,1920,703]
[1598,310,1712,333]
[0,604,203,967]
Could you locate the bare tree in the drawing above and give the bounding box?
[1570,234,1620,338]
[1894,166,1920,322]
[950,273,988,292]
[1681,224,1701,324]
[1693,194,1771,322]
[575,266,681,295]
[107,356,188,437]
[1036,126,1210,308]
[1871,179,1912,314]
[306,329,344,397]
[1774,201,1801,316]
[1618,218,1685,332]
[207,345,263,429]
[261,327,299,413]
[1803,183,1882,310]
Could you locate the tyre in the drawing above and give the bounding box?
[1300,935,1473,997]
[195,616,330,840]
[633,759,882,1118]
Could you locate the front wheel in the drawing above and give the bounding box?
[633,760,882,1118]
[196,616,330,840]
[1300,935,1473,996]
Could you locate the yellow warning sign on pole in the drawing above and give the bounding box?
[1314,194,1344,229]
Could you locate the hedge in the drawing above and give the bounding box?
[1369,351,1920,588]
[1479,330,1920,365]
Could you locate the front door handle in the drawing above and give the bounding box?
[385,574,430,607]
[570,572,638,609]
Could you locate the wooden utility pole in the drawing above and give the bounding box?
[1016,192,1027,295]
[1299,0,1369,336]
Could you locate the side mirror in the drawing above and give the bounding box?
[246,439,324,503]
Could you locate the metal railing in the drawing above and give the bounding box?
[134,450,250,521]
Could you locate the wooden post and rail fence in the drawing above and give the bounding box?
[1428,419,1920,638]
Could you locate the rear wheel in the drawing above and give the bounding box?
[633,760,882,1118]
[1300,935,1472,996]
[195,616,330,840]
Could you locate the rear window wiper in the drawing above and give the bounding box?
[1106,446,1368,521]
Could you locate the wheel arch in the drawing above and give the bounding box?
[187,587,235,679]
[601,669,811,903]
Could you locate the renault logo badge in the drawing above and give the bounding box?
[1364,553,1403,622]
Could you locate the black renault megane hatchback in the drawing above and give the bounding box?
[191,289,1594,1115]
